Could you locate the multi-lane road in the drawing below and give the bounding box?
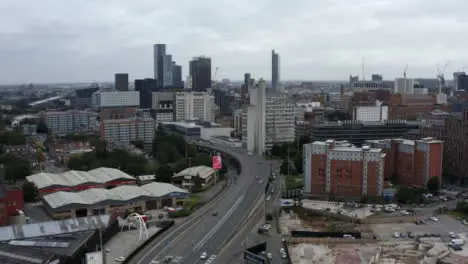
[127,142,274,264]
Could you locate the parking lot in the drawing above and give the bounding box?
[371,214,467,241]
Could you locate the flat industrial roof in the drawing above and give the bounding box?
[43,182,189,211]
[26,167,135,189]
[0,214,110,242]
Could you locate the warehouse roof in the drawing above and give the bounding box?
[44,182,189,210]
[26,167,135,189]
[0,214,110,242]
[174,166,215,179]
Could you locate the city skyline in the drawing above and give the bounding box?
[1,0,468,84]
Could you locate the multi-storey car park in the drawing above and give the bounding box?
[42,182,189,219]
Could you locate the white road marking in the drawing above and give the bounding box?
[193,195,245,251]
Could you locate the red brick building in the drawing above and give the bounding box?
[389,94,437,119]
[303,140,386,198]
[0,185,24,226]
[366,138,443,188]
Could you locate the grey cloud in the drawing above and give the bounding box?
[0,0,468,83]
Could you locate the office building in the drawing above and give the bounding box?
[242,80,295,154]
[100,117,155,144]
[72,86,99,109]
[92,91,139,109]
[172,62,183,88]
[371,74,383,82]
[444,113,468,185]
[244,73,251,88]
[152,91,176,122]
[303,140,386,198]
[175,91,215,122]
[457,73,468,91]
[453,72,466,90]
[115,73,129,91]
[367,138,443,188]
[154,44,173,88]
[310,120,420,145]
[352,104,388,122]
[44,110,98,135]
[135,78,158,109]
[213,88,235,116]
[388,94,436,119]
[271,50,280,91]
[189,56,211,91]
[394,78,415,94]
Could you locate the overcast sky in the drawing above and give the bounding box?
[1,0,468,84]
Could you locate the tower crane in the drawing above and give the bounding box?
[437,61,449,93]
[211,67,220,87]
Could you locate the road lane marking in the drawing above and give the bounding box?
[193,195,245,251]
[135,177,236,264]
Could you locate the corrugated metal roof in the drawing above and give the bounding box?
[44,182,188,210]
[26,167,135,189]
[174,166,215,179]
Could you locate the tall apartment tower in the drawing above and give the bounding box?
[153,44,173,88]
[271,50,280,91]
[189,56,212,91]
[114,73,129,91]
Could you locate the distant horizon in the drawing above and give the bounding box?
[0,77,455,87]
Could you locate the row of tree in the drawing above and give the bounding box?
[0,131,26,146]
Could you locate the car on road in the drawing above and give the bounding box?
[163,256,173,263]
[400,210,409,215]
[151,261,160,264]
[429,216,439,222]
[200,252,207,259]
[267,253,272,259]
[393,232,400,238]
[115,257,125,262]
[266,195,271,201]
[212,211,218,216]
[449,232,457,239]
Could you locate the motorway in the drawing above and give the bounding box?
[127,142,274,264]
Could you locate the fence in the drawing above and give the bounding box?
[286,237,377,244]
[362,216,416,224]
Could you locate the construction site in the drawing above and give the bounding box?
[279,207,468,264]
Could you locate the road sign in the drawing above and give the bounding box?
[212,155,222,170]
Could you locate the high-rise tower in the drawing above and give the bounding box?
[271,50,280,91]
[153,44,173,88]
[189,56,211,91]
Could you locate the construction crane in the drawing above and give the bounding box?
[213,67,220,81]
[403,64,408,79]
[211,67,220,87]
[437,61,449,93]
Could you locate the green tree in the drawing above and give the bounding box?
[192,173,203,192]
[294,152,303,174]
[22,181,38,202]
[396,187,420,204]
[192,153,212,167]
[0,153,32,181]
[427,176,441,193]
[0,131,26,145]
[36,123,48,134]
[280,159,289,175]
[156,165,173,183]
[91,139,107,158]
[131,140,144,150]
